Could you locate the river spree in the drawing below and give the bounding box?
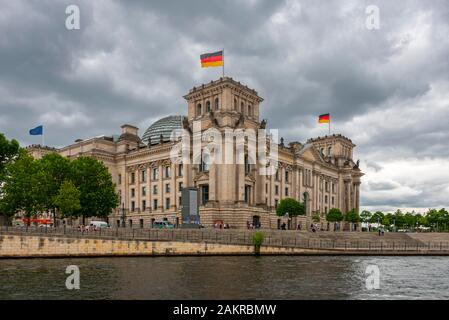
[1,256,448,300]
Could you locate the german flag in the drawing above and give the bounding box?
[201,51,224,68]
[318,114,330,123]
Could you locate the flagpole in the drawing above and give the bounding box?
[222,48,225,77]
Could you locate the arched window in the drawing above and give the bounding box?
[234,98,238,110]
[196,103,202,116]
[214,98,219,110]
[206,101,211,113]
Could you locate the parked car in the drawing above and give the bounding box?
[89,221,109,230]
[152,221,175,229]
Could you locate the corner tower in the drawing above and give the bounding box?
[183,77,264,130]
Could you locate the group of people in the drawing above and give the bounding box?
[214,222,230,229]
[247,221,262,229]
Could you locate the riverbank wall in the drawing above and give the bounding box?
[1,234,449,258]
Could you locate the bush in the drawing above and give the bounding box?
[253,231,265,247]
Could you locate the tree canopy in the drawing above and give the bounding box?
[0,138,119,225]
[345,209,360,223]
[53,180,81,217]
[0,133,20,183]
[276,198,305,217]
[326,208,344,222]
[69,157,119,223]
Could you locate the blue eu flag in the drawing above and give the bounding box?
[29,125,43,136]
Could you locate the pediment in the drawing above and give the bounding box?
[297,144,324,164]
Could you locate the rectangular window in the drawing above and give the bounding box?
[131,201,135,212]
[285,187,289,197]
[153,185,158,195]
[165,198,170,210]
[275,185,279,196]
[131,188,135,198]
[178,164,184,177]
[141,170,147,183]
[165,183,170,193]
[244,155,250,174]
[275,169,279,181]
[142,200,146,211]
[332,197,335,205]
[179,182,183,191]
[325,195,328,204]
[153,168,159,180]
[165,166,171,178]
[275,199,279,209]
[285,171,289,183]
[153,199,158,210]
[118,174,122,185]
[130,172,135,184]
[244,185,251,204]
[142,186,146,196]
[201,185,209,205]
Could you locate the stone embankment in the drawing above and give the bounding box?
[1,227,449,258]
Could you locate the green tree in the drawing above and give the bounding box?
[326,208,344,222]
[0,133,20,182]
[70,157,119,224]
[383,213,394,229]
[39,153,71,225]
[0,133,21,223]
[360,210,372,224]
[276,198,305,218]
[345,209,360,223]
[312,212,321,223]
[53,180,81,218]
[370,211,384,224]
[0,151,46,224]
[326,208,343,231]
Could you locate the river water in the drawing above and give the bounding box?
[0,256,448,300]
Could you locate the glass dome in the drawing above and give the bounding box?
[141,115,185,145]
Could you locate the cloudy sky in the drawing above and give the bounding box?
[1,0,448,212]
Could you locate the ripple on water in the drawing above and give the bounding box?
[0,256,448,300]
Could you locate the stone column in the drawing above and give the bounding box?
[171,162,176,210]
[158,162,163,212]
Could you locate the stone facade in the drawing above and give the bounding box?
[27,77,363,230]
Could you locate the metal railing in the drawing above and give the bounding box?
[1,226,449,253]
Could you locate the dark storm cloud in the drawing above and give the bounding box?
[1,0,448,210]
